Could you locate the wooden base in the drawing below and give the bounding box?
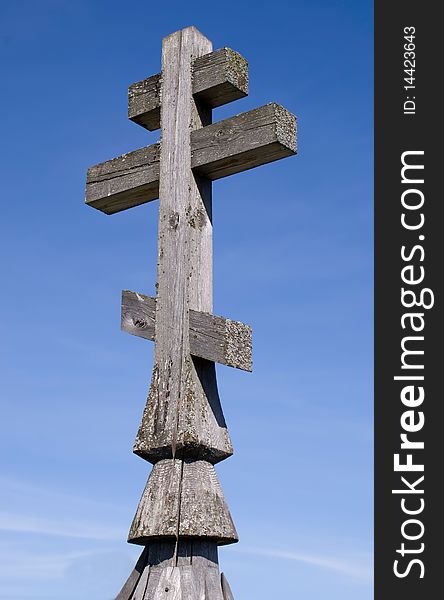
[128,460,238,545]
[133,358,233,465]
[115,541,234,600]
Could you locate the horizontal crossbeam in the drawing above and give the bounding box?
[121,290,252,372]
[86,103,296,214]
[128,48,248,131]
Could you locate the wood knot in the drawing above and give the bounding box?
[169,212,179,230]
[132,318,146,329]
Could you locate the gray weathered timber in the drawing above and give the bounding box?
[146,540,219,568]
[128,48,248,131]
[193,48,248,107]
[192,103,296,180]
[128,459,238,545]
[128,73,162,131]
[133,355,230,464]
[86,24,298,600]
[114,541,232,600]
[85,103,296,214]
[190,306,252,372]
[220,573,234,600]
[153,568,182,600]
[86,144,160,214]
[204,569,226,600]
[131,564,150,600]
[115,548,148,600]
[121,290,252,372]
[132,27,233,465]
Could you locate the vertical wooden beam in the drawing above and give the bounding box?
[133,28,232,463]
[153,28,209,456]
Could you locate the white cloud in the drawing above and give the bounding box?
[0,477,372,586]
[0,476,127,541]
[0,511,125,541]
[233,546,373,583]
[0,547,101,581]
[0,476,122,512]
[0,544,136,600]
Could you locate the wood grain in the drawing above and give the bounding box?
[128,459,238,545]
[114,541,228,600]
[128,48,248,131]
[192,102,296,180]
[114,548,148,600]
[132,27,233,466]
[128,73,162,131]
[193,47,248,108]
[86,144,160,214]
[221,573,234,600]
[152,567,182,599]
[85,103,296,214]
[121,290,252,372]
[131,563,150,600]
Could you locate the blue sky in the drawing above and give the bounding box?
[0,1,373,598]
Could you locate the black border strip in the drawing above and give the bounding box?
[375,2,439,597]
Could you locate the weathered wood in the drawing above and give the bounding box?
[192,103,296,180]
[132,28,233,465]
[121,291,156,339]
[128,48,248,131]
[147,26,212,459]
[221,573,234,600]
[121,290,252,372]
[177,566,200,599]
[133,356,231,463]
[143,561,164,600]
[128,73,162,131]
[146,540,219,568]
[128,459,238,545]
[143,568,223,600]
[153,567,182,600]
[204,568,225,600]
[86,144,160,214]
[193,48,248,107]
[190,307,252,372]
[115,541,228,600]
[85,103,296,214]
[131,562,150,600]
[114,548,148,600]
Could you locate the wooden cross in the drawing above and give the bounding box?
[86,27,296,600]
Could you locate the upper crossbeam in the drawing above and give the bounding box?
[128,47,248,131]
[86,103,296,214]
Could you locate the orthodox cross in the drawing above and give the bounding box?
[85,26,296,600]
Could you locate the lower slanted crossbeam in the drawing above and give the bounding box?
[121,290,252,372]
